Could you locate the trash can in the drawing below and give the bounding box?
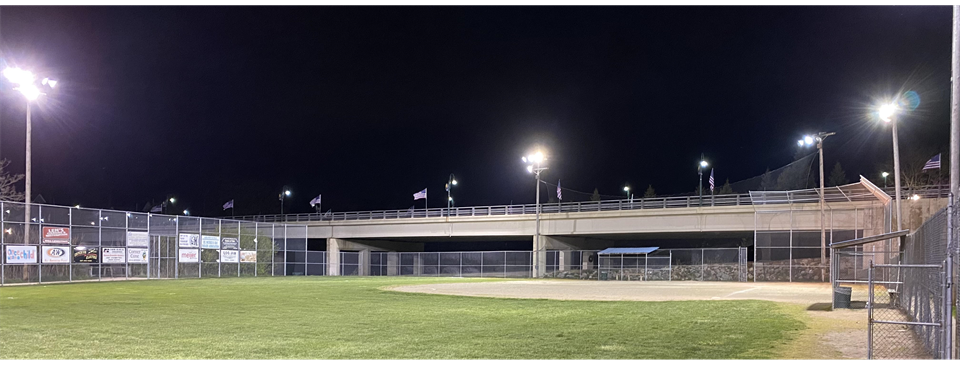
[834,286,852,309]
[599,271,608,280]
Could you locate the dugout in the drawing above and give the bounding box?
[596,247,670,281]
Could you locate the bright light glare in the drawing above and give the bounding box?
[169,197,176,203]
[526,165,533,173]
[451,179,457,185]
[700,160,708,168]
[3,67,35,85]
[533,151,544,163]
[879,104,897,122]
[284,190,292,196]
[18,85,41,100]
[804,136,814,145]
[910,194,920,201]
[448,197,453,201]
[42,78,57,88]
[882,172,889,178]
[797,140,804,147]
[623,186,630,191]
[183,210,190,215]
[521,156,527,163]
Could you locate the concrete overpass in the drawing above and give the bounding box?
[233,181,948,277]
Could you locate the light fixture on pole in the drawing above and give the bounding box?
[881,171,889,189]
[698,156,708,206]
[623,185,630,200]
[798,131,835,274]
[446,173,458,216]
[279,189,292,215]
[3,66,57,245]
[879,103,903,232]
[522,150,547,278]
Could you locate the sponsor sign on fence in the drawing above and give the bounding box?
[41,246,70,263]
[42,227,70,244]
[102,248,126,264]
[201,236,220,249]
[220,250,239,263]
[240,251,257,263]
[73,247,98,263]
[127,248,149,263]
[179,234,199,248]
[221,237,239,250]
[179,249,199,263]
[126,231,149,247]
[5,245,37,264]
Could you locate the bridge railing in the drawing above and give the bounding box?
[230,184,948,223]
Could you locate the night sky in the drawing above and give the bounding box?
[0,6,954,217]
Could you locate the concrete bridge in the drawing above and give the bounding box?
[232,182,948,277]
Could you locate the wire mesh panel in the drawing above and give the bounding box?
[0,201,305,286]
[869,264,944,359]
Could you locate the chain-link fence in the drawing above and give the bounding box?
[362,248,745,281]
[868,207,953,359]
[0,202,308,285]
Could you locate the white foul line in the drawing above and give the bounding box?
[725,287,761,297]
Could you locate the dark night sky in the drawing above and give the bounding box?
[0,6,953,216]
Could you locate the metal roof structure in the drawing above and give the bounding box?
[597,247,659,255]
[748,176,891,206]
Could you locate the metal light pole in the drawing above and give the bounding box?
[523,151,547,278]
[880,104,903,232]
[698,156,708,206]
[3,67,56,245]
[279,189,291,215]
[799,131,834,272]
[446,173,457,216]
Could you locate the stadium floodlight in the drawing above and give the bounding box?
[279,188,292,215]
[697,154,709,205]
[183,210,190,215]
[878,103,897,123]
[797,131,835,270]
[877,101,903,231]
[522,148,548,278]
[881,172,889,188]
[3,66,58,247]
[446,173,458,215]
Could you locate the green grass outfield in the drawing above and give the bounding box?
[0,277,806,359]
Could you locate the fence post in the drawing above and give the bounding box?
[867,260,874,359]
[669,250,673,281]
[701,248,705,281]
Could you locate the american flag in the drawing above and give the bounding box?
[923,153,941,170]
[557,180,562,200]
[309,194,321,206]
[222,199,234,210]
[413,188,427,200]
[709,168,715,192]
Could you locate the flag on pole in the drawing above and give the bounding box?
[709,168,715,192]
[309,194,321,206]
[222,199,234,210]
[923,153,941,170]
[150,204,162,213]
[557,179,562,200]
[413,188,427,200]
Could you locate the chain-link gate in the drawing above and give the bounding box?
[868,263,950,359]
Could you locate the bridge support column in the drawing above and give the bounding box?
[558,250,571,271]
[387,252,399,276]
[413,254,422,276]
[359,249,370,276]
[533,236,546,277]
[327,238,341,276]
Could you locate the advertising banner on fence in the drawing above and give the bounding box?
[73,247,98,263]
[240,251,257,263]
[5,245,37,264]
[178,248,199,263]
[221,237,239,250]
[41,246,70,263]
[127,248,149,263]
[220,250,239,263]
[201,235,220,249]
[42,227,70,244]
[102,248,126,264]
[179,233,199,248]
[126,231,149,247]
